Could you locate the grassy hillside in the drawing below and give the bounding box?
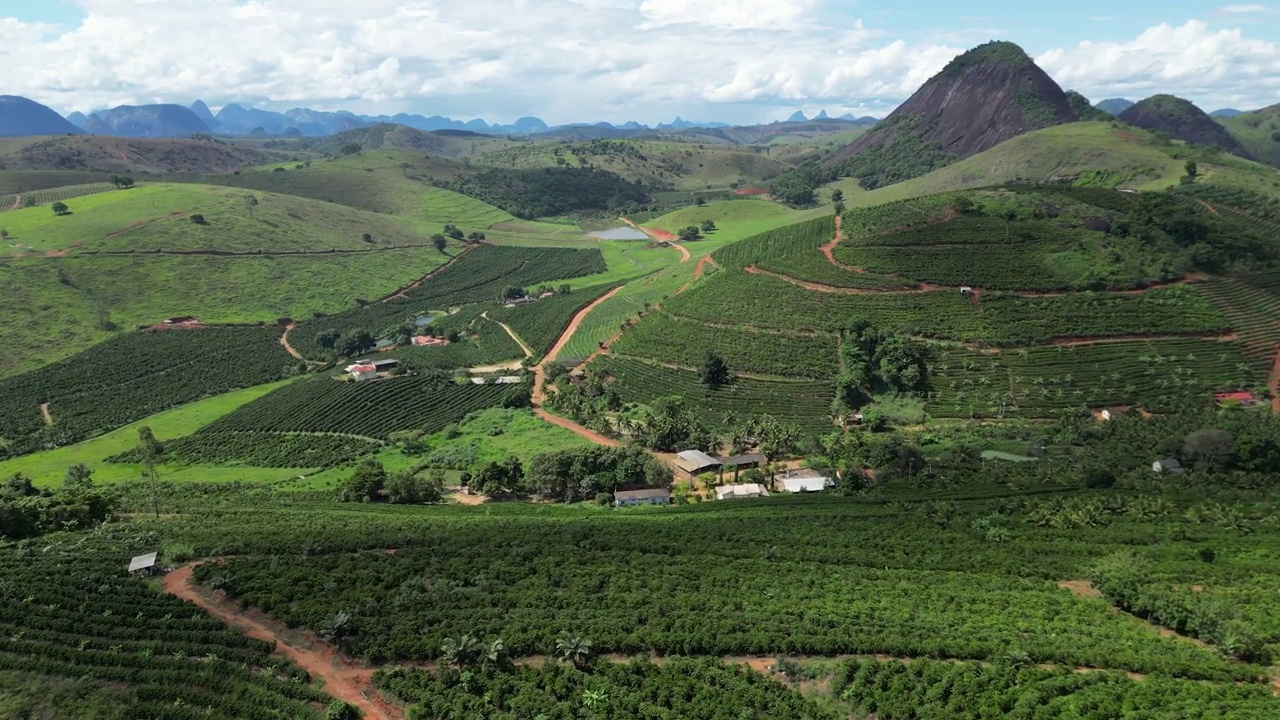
[1,183,458,254]
[474,139,792,191]
[0,245,455,377]
[0,134,293,173]
[647,198,830,244]
[844,122,1280,208]
[1219,104,1280,168]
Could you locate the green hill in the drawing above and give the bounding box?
[844,122,1280,208]
[1218,103,1280,168]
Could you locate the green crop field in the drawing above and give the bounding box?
[489,284,616,357]
[646,198,831,250]
[556,259,700,361]
[0,244,455,378]
[420,186,516,229]
[590,354,836,434]
[1195,277,1280,372]
[928,338,1258,418]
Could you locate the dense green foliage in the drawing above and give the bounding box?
[375,659,838,720]
[834,115,959,190]
[437,167,651,219]
[0,471,116,540]
[609,312,838,379]
[525,445,672,501]
[831,658,1279,719]
[201,376,519,439]
[0,528,328,718]
[107,431,382,469]
[0,327,293,459]
[295,245,606,359]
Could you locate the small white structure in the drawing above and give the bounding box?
[960,286,974,296]
[779,468,833,493]
[1152,458,1183,475]
[715,483,770,500]
[346,363,376,381]
[128,551,159,575]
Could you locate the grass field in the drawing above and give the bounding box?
[0,380,299,487]
[647,198,830,248]
[420,186,516,229]
[0,245,453,378]
[0,183,456,255]
[1217,105,1280,169]
[842,122,1280,209]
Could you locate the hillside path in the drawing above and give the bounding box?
[486,314,535,359]
[39,403,52,426]
[531,287,624,447]
[163,563,399,720]
[278,324,303,360]
[378,247,472,302]
[1270,348,1280,414]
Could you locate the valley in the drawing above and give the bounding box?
[3,33,1280,720]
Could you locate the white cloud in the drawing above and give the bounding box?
[1219,4,1270,13]
[1037,20,1280,110]
[1,3,1278,125]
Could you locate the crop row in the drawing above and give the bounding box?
[0,327,293,459]
[609,311,839,379]
[421,187,514,229]
[0,183,118,211]
[0,539,327,719]
[1195,278,1280,370]
[840,194,957,239]
[834,242,1076,290]
[927,338,1257,418]
[201,375,514,438]
[590,355,835,434]
[666,271,1230,346]
[755,252,916,289]
[847,216,1091,247]
[296,245,607,357]
[711,215,835,268]
[489,284,616,357]
[107,431,382,469]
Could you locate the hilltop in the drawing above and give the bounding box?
[1118,95,1253,159]
[0,135,292,173]
[830,41,1078,188]
[0,96,84,137]
[1095,98,1135,116]
[1217,103,1280,168]
[82,104,212,138]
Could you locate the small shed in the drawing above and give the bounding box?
[614,488,671,507]
[960,286,974,296]
[1152,458,1184,475]
[372,359,400,371]
[715,483,770,500]
[674,450,721,478]
[128,552,159,576]
[717,452,766,482]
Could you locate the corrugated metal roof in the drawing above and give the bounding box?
[615,488,671,501]
[674,450,720,473]
[719,453,766,467]
[128,552,158,572]
[715,483,769,500]
[781,477,828,493]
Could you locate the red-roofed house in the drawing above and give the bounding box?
[346,363,377,381]
[1214,391,1258,407]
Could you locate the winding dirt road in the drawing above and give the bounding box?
[278,324,303,360]
[531,287,624,446]
[163,564,400,720]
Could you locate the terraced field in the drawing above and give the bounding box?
[1196,277,1280,373]
[421,186,515,229]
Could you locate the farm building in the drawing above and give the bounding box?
[779,468,832,493]
[413,335,448,347]
[715,483,770,500]
[127,551,160,576]
[1152,458,1184,475]
[614,488,672,507]
[674,450,721,478]
[1214,391,1259,407]
[717,453,767,481]
[345,363,376,381]
[371,359,400,372]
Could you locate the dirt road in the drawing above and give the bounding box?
[163,564,399,720]
[530,287,624,445]
[621,217,687,260]
[39,403,51,426]
[278,324,303,360]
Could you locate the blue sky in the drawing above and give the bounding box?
[1,0,1277,124]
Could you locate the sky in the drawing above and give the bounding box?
[1,0,1278,126]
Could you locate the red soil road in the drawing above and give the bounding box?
[531,286,624,447]
[163,564,400,720]
[377,247,472,302]
[279,324,303,360]
[620,217,683,252]
[1046,332,1238,348]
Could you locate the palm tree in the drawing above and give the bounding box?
[581,689,608,710]
[481,638,508,670]
[554,631,593,668]
[440,633,481,668]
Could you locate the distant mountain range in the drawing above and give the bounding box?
[0,96,84,137]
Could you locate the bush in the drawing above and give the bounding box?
[189,214,207,225]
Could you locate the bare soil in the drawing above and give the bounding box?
[1270,348,1280,415]
[162,564,402,720]
[278,324,303,360]
[1057,580,1102,598]
[39,403,51,426]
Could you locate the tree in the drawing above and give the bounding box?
[950,195,975,215]
[340,142,362,156]
[63,463,94,491]
[700,220,717,233]
[136,427,164,519]
[336,329,375,357]
[833,200,846,216]
[315,329,341,349]
[467,231,486,242]
[1182,428,1235,470]
[677,225,702,242]
[189,214,207,225]
[0,229,8,239]
[244,194,259,218]
[383,470,444,504]
[51,202,69,216]
[1000,208,1018,241]
[398,161,413,177]
[440,633,481,668]
[554,631,593,667]
[1184,160,1198,180]
[361,233,373,243]
[118,176,134,189]
[339,459,388,502]
[432,233,448,252]
[502,285,527,301]
[830,188,844,203]
[700,350,732,389]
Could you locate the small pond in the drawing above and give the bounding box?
[590,226,649,241]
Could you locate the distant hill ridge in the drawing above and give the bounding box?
[0,96,84,137]
[83,104,212,138]
[1118,95,1253,159]
[829,40,1078,188]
